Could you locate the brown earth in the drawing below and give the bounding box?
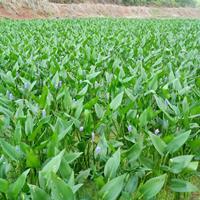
[0,1,200,19]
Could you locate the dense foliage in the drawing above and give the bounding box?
[0,19,200,200]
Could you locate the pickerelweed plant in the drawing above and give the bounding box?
[0,19,200,200]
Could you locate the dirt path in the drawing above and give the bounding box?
[1,2,200,19]
[0,4,42,19]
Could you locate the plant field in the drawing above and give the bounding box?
[0,19,200,200]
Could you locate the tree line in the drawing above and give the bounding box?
[122,0,197,6]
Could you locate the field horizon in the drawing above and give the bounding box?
[1,1,200,19]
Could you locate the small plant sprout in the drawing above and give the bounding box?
[91,132,95,142]
[154,129,160,135]
[79,126,84,132]
[42,109,46,118]
[128,125,132,133]
[95,146,101,155]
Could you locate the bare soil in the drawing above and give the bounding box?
[0,2,200,19]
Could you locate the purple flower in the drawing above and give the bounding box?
[58,80,62,88]
[154,129,160,135]
[91,132,95,142]
[33,104,39,114]
[79,126,84,132]
[8,92,14,100]
[54,83,58,90]
[42,109,46,118]
[54,81,62,89]
[95,146,101,154]
[24,82,29,90]
[15,146,20,152]
[128,125,132,133]
[165,99,168,106]
[95,82,99,88]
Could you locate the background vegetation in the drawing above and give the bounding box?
[49,0,199,7]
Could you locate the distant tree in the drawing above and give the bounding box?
[175,0,196,6]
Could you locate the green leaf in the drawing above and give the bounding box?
[104,148,120,179]
[74,99,83,119]
[125,136,143,162]
[124,175,138,194]
[167,130,191,153]
[110,91,124,110]
[186,161,199,171]
[76,169,90,183]
[78,85,88,96]
[169,155,193,174]
[0,178,9,193]
[26,150,41,168]
[125,88,136,101]
[169,179,198,192]
[39,86,48,107]
[84,97,98,109]
[86,71,101,80]
[95,103,105,119]
[29,116,51,141]
[63,88,72,110]
[149,133,167,156]
[25,111,34,136]
[121,76,135,83]
[148,75,158,91]
[41,149,65,174]
[7,169,30,199]
[139,109,148,127]
[64,152,82,164]
[51,173,74,200]
[52,72,59,87]
[100,174,126,200]
[29,185,51,200]
[59,161,73,180]
[154,95,174,121]
[14,121,22,144]
[58,121,73,141]
[47,133,58,158]
[53,119,73,141]
[154,95,168,112]
[140,174,166,200]
[0,139,22,161]
[72,184,83,193]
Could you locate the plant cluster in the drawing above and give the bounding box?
[0,19,200,200]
